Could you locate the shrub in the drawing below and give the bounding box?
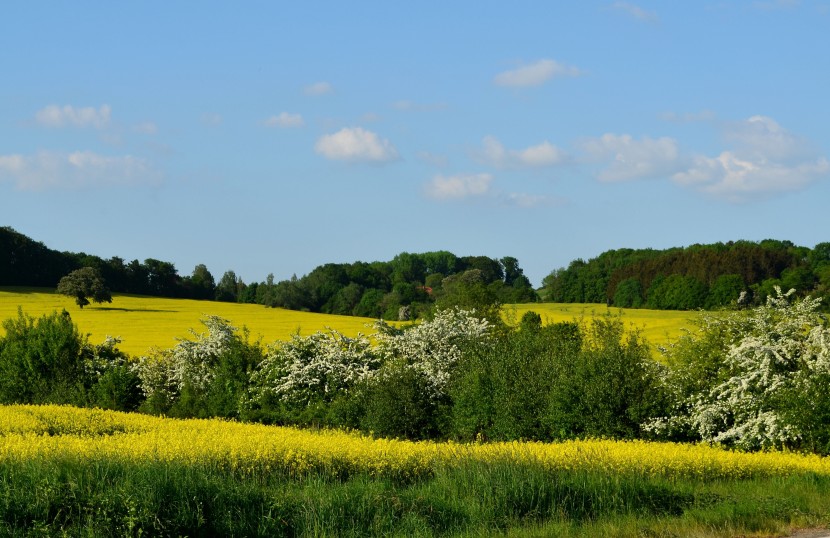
[0,309,88,405]
[652,288,830,452]
[135,316,262,418]
[546,316,666,440]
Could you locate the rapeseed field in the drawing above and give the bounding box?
[3,405,828,482]
[0,288,696,357]
[0,287,383,356]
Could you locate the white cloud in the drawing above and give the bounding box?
[672,116,829,201]
[477,136,568,168]
[424,173,493,200]
[263,112,305,128]
[35,104,111,129]
[494,59,582,88]
[580,133,680,181]
[0,150,160,191]
[304,81,334,96]
[611,2,659,22]
[503,192,561,208]
[133,121,158,134]
[314,127,399,162]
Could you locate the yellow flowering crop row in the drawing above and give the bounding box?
[2,405,828,482]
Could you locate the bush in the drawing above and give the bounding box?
[0,309,88,405]
[135,316,262,418]
[451,322,580,441]
[546,317,666,440]
[652,288,830,452]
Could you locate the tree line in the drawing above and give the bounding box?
[1,227,537,319]
[541,239,830,310]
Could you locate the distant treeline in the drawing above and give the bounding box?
[541,240,830,310]
[0,227,537,319]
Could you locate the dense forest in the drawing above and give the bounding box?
[541,239,830,310]
[0,226,536,319]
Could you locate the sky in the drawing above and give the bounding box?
[2,1,829,287]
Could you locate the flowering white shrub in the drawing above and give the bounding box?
[251,330,379,407]
[373,307,491,398]
[134,316,237,402]
[666,287,830,451]
[249,308,491,409]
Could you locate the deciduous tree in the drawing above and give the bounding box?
[57,267,112,309]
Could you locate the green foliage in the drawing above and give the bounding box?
[359,363,449,440]
[0,309,88,404]
[546,317,666,440]
[56,266,112,309]
[0,308,138,410]
[451,323,579,441]
[613,277,644,308]
[545,240,826,311]
[646,274,707,310]
[705,273,745,308]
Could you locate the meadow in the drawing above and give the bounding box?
[0,287,697,357]
[1,404,828,536]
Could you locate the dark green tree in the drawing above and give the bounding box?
[56,267,112,309]
[216,270,241,302]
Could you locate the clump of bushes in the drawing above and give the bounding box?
[0,308,140,411]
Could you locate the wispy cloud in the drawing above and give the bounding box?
[494,59,582,88]
[502,192,562,208]
[133,121,158,134]
[672,115,829,201]
[35,104,111,129]
[476,136,568,168]
[660,110,717,123]
[263,112,305,128]
[304,81,334,96]
[424,173,493,200]
[201,113,223,127]
[417,151,449,167]
[611,2,659,22]
[579,133,680,181]
[315,127,399,162]
[0,150,161,191]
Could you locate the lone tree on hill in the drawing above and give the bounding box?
[57,267,112,309]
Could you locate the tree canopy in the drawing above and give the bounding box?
[56,267,112,309]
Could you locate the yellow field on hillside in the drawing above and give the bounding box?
[0,288,383,356]
[0,288,700,357]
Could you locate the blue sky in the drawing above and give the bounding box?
[2,1,829,287]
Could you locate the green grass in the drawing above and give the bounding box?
[1,453,827,537]
[0,288,700,357]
